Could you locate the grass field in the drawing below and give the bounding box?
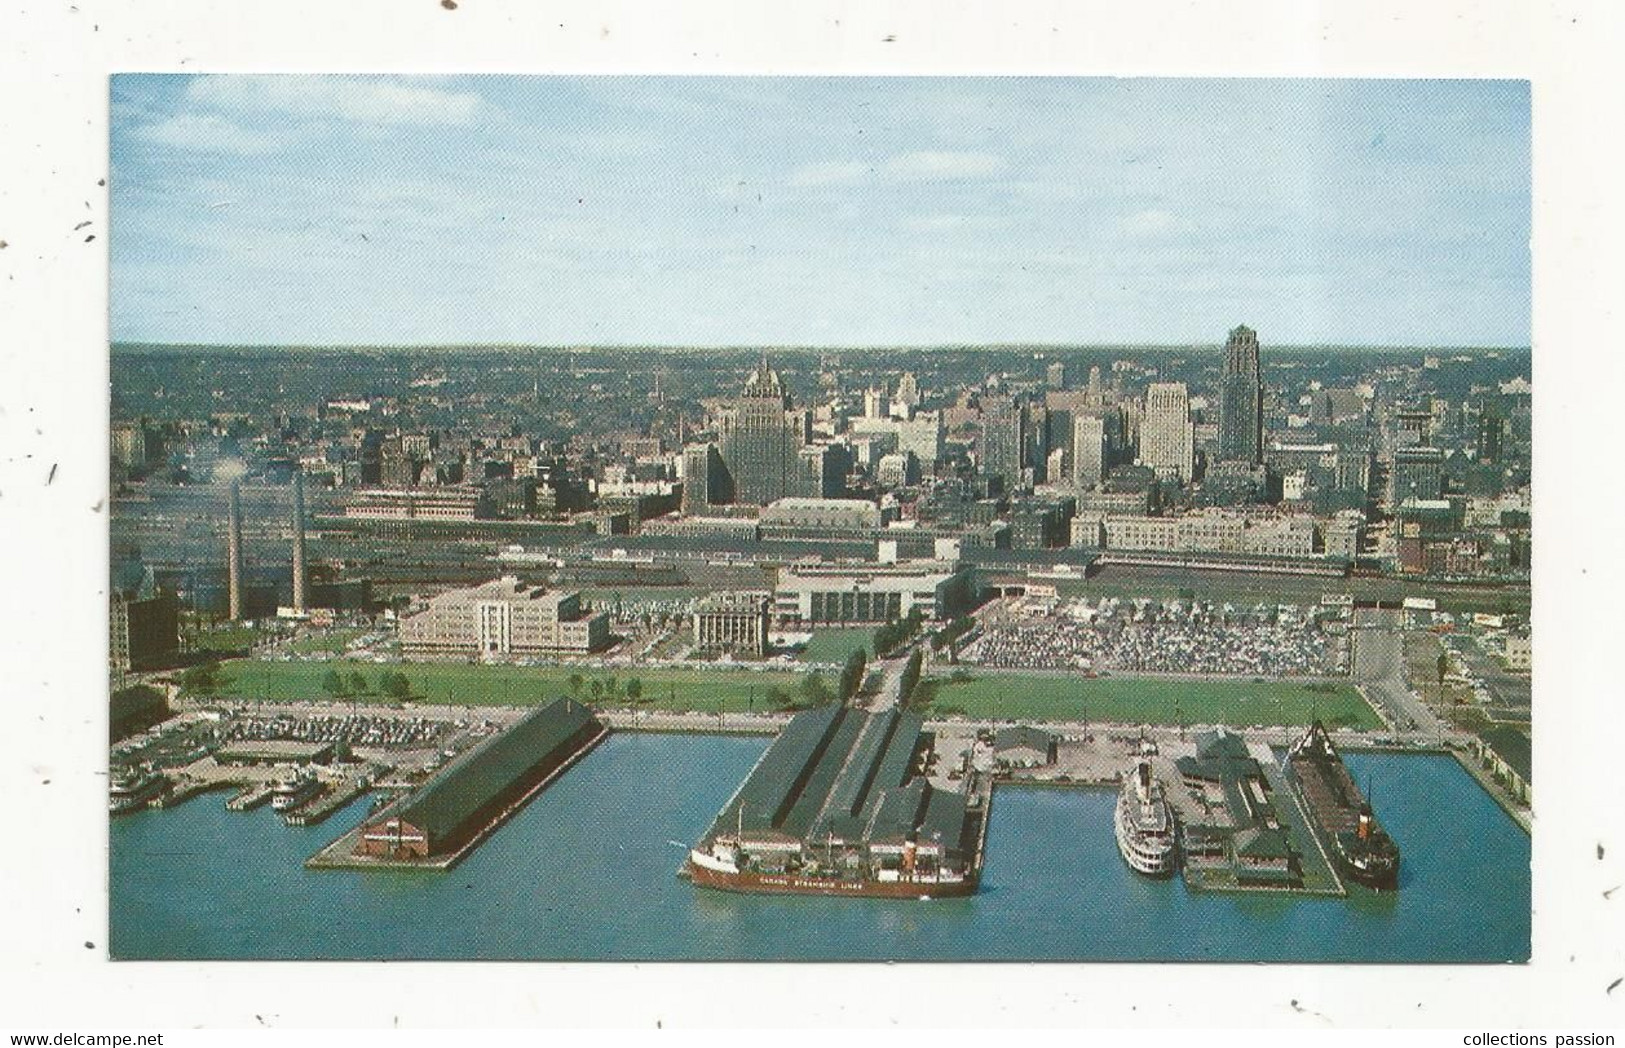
[919,672,1381,730]
[798,628,875,664]
[202,658,805,714]
[283,629,370,655]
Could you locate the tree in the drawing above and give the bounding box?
[589,679,604,701]
[568,673,584,697]
[349,671,369,695]
[321,669,346,697]
[840,649,868,701]
[179,660,222,696]
[799,672,832,707]
[899,650,924,707]
[381,672,411,699]
[1437,651,1449,687]
[626,678,643,702]
[605,675,618,698]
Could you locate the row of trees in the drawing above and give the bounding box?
[897,650,924,708]
[872,608,925,658]
[566,674,644,702]
[321,669,412,699]
[840,649,868,701]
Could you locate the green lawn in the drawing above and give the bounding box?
[190,624,268,652]
[920,673,1381,730]
[283,629,370,655]
[203,658,805,714]
[798,628,876,664]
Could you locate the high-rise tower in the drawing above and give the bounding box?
[226,479,245,621]
[1217,324,1263,465]
[716,359,812,505]
[291,472,308,614]
[1140,383,1194,482]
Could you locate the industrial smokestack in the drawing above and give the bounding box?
[226,478,244,621]
[291,471,308,614]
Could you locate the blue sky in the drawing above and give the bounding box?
[110,76,1530,347]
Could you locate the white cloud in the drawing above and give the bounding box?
[883,150,1007,181]
[900,214,1001,234]
[185,76,486,127]
[134,114,282,155]
[1120,208,1190,238]
[787,161,871,187]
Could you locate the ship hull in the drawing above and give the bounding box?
[1285,725,1401,891]
[1114,792,1179,877]
[685,860,978,899]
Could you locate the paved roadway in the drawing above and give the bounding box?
[1351,607,1451,740]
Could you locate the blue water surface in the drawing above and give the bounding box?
[109,734,1529,962]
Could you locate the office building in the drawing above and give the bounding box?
[717,361,813,505]
[400,577,610,658]
[1140,383,1195,483]
[1072,413,1108,489]
[1216,325,1263,465]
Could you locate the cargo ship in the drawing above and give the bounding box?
[1284,722,1400,889]
[685,705,984,899]
[1114,755,1178,877]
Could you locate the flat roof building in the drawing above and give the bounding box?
[692,590,773,657]
[400,577,610,659]
[775,559,974,625]
[354,698,606,862]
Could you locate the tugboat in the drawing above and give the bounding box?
[1114,754,1179,876]
[270,769,323,812]
[1284,722,1400,889]
[109,766,168,815]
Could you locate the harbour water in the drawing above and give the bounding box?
[110,733,1530,962]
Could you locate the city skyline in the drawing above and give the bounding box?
[111,76,1530,349]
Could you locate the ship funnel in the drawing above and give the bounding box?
[1357,806,1372,840]
[1136,758,1152,800]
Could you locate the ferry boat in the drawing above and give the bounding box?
[1114,756,1179,876]
[1284,722,1400,889]
[109,766,168,814]
[270,769,323,812]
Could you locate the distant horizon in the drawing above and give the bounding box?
[112,76,1530,349]
[110,339,1532,355]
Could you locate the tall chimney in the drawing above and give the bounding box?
[226,478,245,620]
[291,471,308,614]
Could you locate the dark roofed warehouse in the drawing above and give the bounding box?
[354,697,606,862]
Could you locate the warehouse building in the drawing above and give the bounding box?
[353,698,606,862]
[774,560,974,625]
[400,577,610,658]
[698,706,976,879]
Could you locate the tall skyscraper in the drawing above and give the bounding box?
[894,372,921,412]
[717,360,813,505]
[1046,360,1067,391]
[1217,324,1263,465]
[1140,382,1195,482]
[1072,414,1108,490]
[979,395,1025,490]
